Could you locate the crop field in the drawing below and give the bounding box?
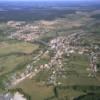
[0,55,32,75]
[15,79,54,100]
[0,40,39,55]
[0,40,39,92]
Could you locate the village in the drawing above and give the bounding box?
[0,0,100,99]
[2,27,99,89]
[7,20,53,41]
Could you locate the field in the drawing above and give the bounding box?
[0,40,39,92]
[0,40,39,56]
[14,79,54,100]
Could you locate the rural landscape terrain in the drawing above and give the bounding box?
[0,0,100,100]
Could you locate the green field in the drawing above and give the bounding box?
[15,79,54,100]
[0,55,32,76]
[0,40,39,56]
[0,40,39,92]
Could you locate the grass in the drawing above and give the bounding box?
[15,79,54,100]
[0,40,39,92]
[0,41,39,56]
[57,88,84,100]
[63,54,89,76]
[34,70,51,82]
[59,54,100,85]
[74,93,100,100]
[0,40,39,75]
[0,55,32,76]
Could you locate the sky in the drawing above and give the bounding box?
[0,0,96,1]
[0,0,98,2]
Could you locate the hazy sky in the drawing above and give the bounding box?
[0,0,95,1]
[0,0,97,2]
